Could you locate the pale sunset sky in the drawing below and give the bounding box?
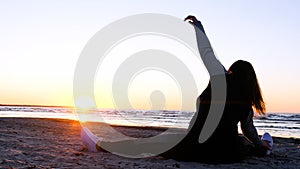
[0,1,299,113]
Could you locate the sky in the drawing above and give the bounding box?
[0,0,299,113]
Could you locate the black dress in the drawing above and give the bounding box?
[161,74,252,163]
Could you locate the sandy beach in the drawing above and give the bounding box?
[0,118,299,169]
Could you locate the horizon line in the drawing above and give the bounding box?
[0,103,74,108]
[0,103,299,114]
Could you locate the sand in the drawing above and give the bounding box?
[0,118,299,169]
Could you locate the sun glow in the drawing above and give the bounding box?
[74,96,95,112]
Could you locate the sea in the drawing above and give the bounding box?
[0,105,299,139]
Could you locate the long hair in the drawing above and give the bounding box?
[228,60,266,115]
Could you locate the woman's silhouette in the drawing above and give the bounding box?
[160,15,271,163]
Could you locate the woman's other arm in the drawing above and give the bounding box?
[241,109,263,146]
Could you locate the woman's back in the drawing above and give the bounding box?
[161,74,252,163]
[191,74,252,163]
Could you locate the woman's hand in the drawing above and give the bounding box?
[184,15,205,34]
[261,140,272,150]
[184,15,198,23]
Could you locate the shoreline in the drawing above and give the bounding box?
[1,117,299,169]
[1,116,299,139]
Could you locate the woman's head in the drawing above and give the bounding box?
[228,60,266,115]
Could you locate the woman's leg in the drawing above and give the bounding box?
[97,133,187,157]
[81,126,138,154]
[81,126,188,158]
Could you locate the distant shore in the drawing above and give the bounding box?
[0,117,299,169]
[0,104,74,108]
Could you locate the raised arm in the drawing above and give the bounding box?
[185,15,226,76]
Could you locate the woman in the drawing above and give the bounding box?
[81,15,272,163]
[160,15,272,163]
